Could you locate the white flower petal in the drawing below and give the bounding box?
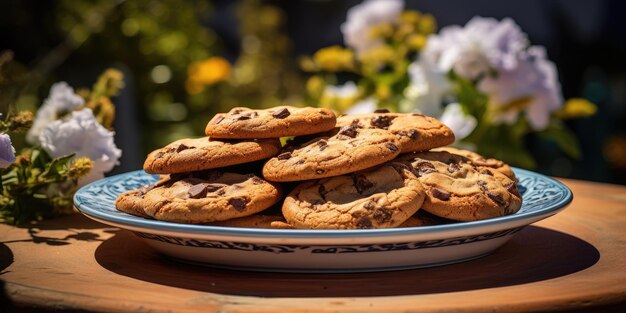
[0,133,16,168]
[39,109,121,184]
[27,82,85,144]
[440,103,477,140]
[323,81,359,99]
[341,0,404,55]
[346,98,377,114]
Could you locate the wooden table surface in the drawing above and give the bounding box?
[1,178,625,312]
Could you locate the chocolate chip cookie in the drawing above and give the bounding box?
[433,146,516,180]
[282,163,425,229]
[143,137,281,174]
[334,112,455,153]
[397,150,522,221]
[210,215,293,229]
[262,126,401,182]
[205,106,337,139]
[115,171,282,223]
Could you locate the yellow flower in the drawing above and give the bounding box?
[368,22,394,39]
[359,45,395,65]
[554,98,597,119]
[406,34,427,50]
[186,57,231,94]
[418,14,437,34]
[69,157,94,179]
[306,76,325,98]
[313,46,354,72]
[400,11,421,25]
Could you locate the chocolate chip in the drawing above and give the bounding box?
[481,169,493,176]
[296,159,305,165]
[487,191,507,207]
[386,142,399,152]
[478,180,488,192]
[217,189,226,196]
[363,201,376,210]
[371,115,392,128]
[317,139,328,151]
[411,113,424,117]
[272,108,290,119]
[176,143,190,153]
[228,197,248,211]
[139,184,156,195]
[213,115,224,124]
[205,185,222,192]
[431,188,451,201]
[356,217,373,229]
[350,119,361,126]
[251,176,264,185]
[373,208,392,224]
[506,182,519,194]
[188,183,209,198]
[407,129,419,139]
[413,161,437,176]
[353,174,374,194]
[318,184,328,197]
[236,114,251,120]
[374,108,390,113]
[277,152,292,160]
[338,125,358,138]
[155,151,165,159]
[447,163,460,173]
[316,169,325,175]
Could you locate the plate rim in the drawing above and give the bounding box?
[74,167,572,240]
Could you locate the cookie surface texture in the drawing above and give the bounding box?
[282,163,425,229]
[433,146,516,180]
[115,172,282,223]
[205,106,337,139]
[143,137,281,174]
[397,151,522,221]
[262,126,401,182]
[335,112,455,153]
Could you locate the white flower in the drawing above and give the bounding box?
[323,81,359,99]
[345,98,377,114]
[422,17,528,80]
[0,133,16,169]
[341,0,404,56]
[400,59,451,116]
[39,109,121,185]
[439,103,477,140]
[27,82,85,145]
[478,46,562,130]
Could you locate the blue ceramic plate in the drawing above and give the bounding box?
[74,168,572,272]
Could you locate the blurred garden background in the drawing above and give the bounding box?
[1,0,625,185]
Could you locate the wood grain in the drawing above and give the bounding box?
[1,178,625,312]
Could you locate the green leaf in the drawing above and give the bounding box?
[537,122,581,159]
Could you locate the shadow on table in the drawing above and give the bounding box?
[94,226,600,297]
[2,214,110,247]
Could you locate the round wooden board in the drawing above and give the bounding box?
[1,178,625,312]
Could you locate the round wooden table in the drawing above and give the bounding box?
[1,178,625,312]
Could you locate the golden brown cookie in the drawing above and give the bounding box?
[433,146,516,180]
[334,112,455,153]
[397,150,522,221]
[262,126,401,182]
[209,215,293,229]
[115,171,282,223]
[205,106,336,139]
[282,163,425,229]
[143,137,281,174]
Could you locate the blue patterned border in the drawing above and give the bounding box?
[135,227,522,254]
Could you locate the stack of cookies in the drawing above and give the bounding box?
[116,106,522,229]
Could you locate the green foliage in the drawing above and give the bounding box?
[0,148,92,225]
